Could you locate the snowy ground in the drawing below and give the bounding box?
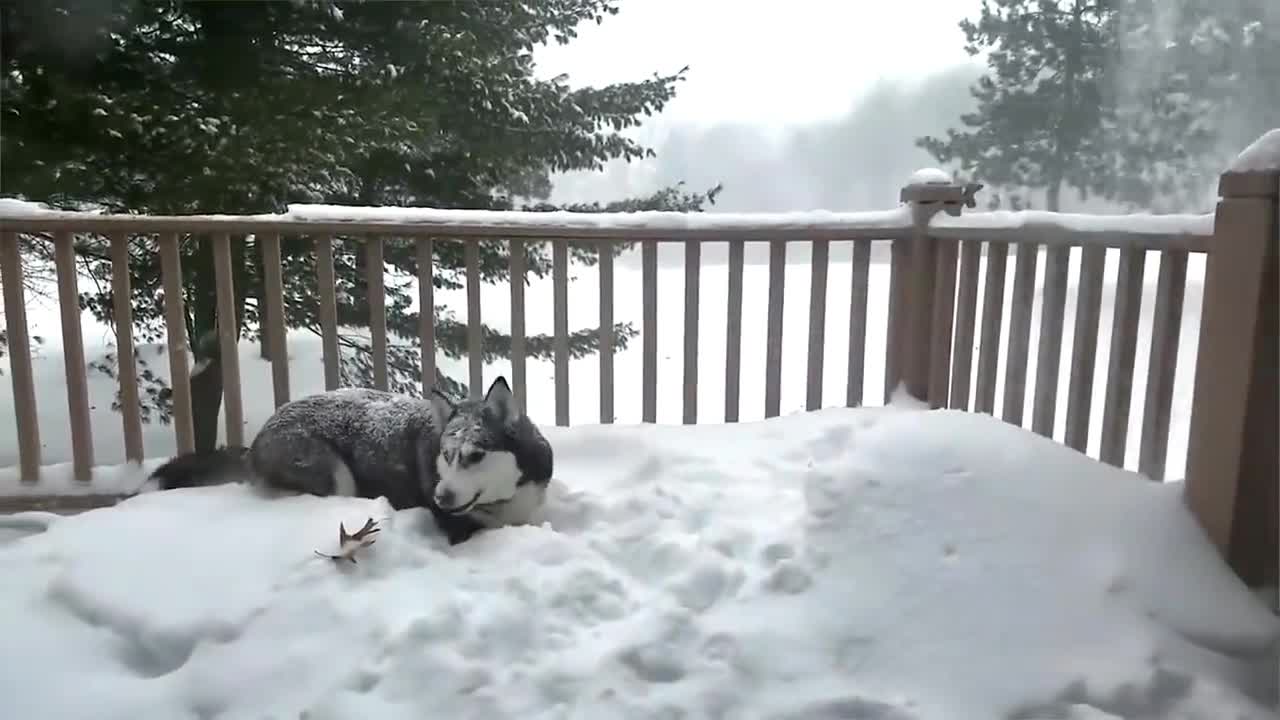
[0,242,1205,493]
[1,400,1276,719]
[2,235,1274,719]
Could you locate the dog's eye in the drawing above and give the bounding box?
[464,450,485,465]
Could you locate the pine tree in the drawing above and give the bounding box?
[916,0,1117,212]
[1108,0,1280,209]
[919,0,1277,212]
[1,0,719,450]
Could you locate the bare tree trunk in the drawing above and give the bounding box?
[257,236,271,360]
[259,323,271,359]
[1046,0,1083,215]
[190,334,224,452]
[187,235,249,451]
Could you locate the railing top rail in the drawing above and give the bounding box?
[930,209,1215,253]
[0,200,1217,251]
[0,202,915,242]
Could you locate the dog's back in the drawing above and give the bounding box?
[248,387,440,509]
[146,389,438,503]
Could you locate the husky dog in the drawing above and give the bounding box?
[146,377,553,545]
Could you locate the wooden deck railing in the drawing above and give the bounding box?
[0,129,1276,587]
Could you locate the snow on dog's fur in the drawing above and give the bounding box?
[146,377,553,544]
[429,378,553,533]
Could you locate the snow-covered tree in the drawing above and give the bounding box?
[918,0,1277,212]
[1106,0,1279,210]
[916,0,1117,212]
[1,0,719,449]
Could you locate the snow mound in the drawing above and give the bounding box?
[1,407,1276,720]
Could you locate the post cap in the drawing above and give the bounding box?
[900,172,984,217]
[1219,128,1280,198]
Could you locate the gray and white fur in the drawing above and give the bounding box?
[146,377,553,545]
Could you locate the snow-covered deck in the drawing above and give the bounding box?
[1,404,1276,719]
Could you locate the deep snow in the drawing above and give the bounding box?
[1,402,1276,720]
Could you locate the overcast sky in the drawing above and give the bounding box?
[536,0,980,128]
[528,0,991,267]
[530,0,996,222]
[529,0,1255,224]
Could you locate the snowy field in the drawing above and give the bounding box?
[1,397,1277,719]
[0,241,1204,492]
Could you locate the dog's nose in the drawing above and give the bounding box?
[434,487,456,508]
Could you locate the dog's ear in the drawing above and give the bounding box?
[484,376,516,422]
[429,387,456,424]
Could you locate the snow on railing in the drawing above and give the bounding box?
[0,129,1276,592]
[930,209,1214,251]
[0,200,916,240]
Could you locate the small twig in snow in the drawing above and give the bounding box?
[314,517,381,564]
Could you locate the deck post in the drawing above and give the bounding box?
[1183,128,1279,590]
[898,174,982,406]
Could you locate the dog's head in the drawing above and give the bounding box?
[428,376,523,515]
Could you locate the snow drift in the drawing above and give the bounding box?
[0,404,1275,720]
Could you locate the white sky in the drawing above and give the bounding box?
[535,0,981,129]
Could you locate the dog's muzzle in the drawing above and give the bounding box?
[434,488,482,515]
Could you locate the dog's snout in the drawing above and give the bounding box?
[435,487,456,508]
